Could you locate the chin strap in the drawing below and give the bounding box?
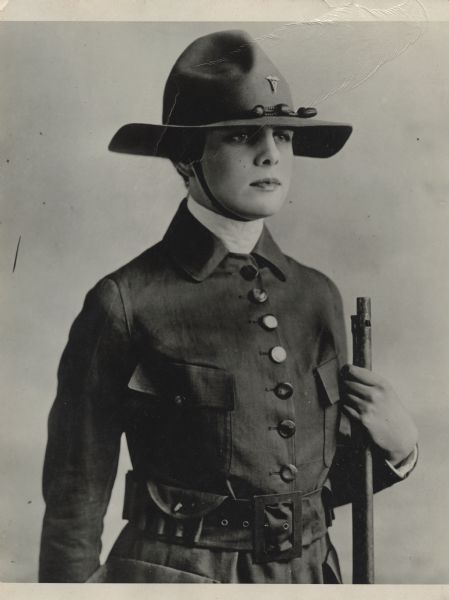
[191,162,249,223]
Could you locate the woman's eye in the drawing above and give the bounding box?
[274,131,293,143]
[228,132,250,144]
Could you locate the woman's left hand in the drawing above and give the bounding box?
[341,364,418,465]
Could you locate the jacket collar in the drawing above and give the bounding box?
[163,198,289,282]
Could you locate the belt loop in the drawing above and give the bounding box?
[182,516,204,545]
[123,470,148,531]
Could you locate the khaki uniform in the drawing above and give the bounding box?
[39,200,404,583]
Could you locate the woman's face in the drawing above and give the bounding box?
[190,126,294,221]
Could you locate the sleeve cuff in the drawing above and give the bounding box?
[385,444,418,479]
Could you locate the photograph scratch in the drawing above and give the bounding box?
[12,235,21,273]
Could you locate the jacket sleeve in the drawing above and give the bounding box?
[328,421,415,508]
[39,277,134,582]
[323,277,415,508]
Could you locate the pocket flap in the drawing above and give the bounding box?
[315,357,340,406]
[166,363,235,409]
[128,361,235,410]
[146,479,227,520]
[128,363,158,394]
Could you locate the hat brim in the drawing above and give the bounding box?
[108,118,352,159]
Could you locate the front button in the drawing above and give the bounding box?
[269,346,287,363]
[174,394,186,406]
[260,314,278,330]
[278,419,296,438]
[250,288,268,304]
[240,264,259,281]
[274,382,294,399]
[280,464,298,483]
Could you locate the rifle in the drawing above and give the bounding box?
[351,297,374,583]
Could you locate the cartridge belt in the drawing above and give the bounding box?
[123,472,333,564]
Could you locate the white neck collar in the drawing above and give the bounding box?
[187,196,264,254]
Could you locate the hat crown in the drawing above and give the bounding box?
[162,30,293,126]
[108,30,352,159]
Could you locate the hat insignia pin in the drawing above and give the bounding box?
[266,75,280,93]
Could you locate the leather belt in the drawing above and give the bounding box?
[122,472,331,564]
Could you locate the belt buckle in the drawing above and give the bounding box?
[253,491,302,564]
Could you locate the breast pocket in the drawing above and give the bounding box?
[127,361,235,480]
[314,357,341,468]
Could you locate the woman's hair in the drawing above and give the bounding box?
[173,163,190,188]
[166,130,206,186]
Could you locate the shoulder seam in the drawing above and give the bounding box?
[283,254,337,285]
[104,276,132,340]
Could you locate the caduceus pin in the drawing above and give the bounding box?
[265,75,280,93]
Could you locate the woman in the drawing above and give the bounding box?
[39,29,418,583]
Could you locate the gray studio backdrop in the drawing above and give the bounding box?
[1,21,448,583]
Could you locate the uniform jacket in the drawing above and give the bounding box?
[39,199,404,583]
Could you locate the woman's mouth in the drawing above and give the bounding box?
[249,178,281,191]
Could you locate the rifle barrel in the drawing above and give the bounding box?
[351,297,374,583]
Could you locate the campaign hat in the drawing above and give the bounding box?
[109,30,352,159]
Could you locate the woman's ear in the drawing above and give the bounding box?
[175,161,195,180]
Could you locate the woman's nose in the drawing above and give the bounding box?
[254,130,280,166]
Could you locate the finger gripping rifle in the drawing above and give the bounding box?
[351,297,374,583]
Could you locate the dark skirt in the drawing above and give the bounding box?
[87,523,342,583]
